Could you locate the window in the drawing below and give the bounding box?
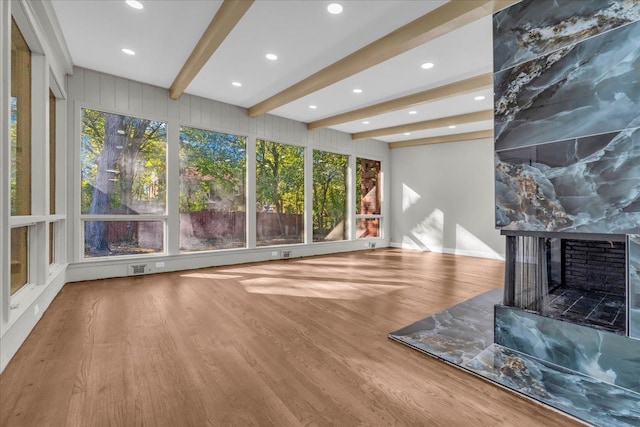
[49,90,56,265]
[10,17,31,216]
[10,18,32,295]
[10,227,29,295]
[256,140,304,246]
[313,150,348,242]
[81,109,166,257]
[83,221,164,256]
[179,127,246,251]
[356,158,381,238]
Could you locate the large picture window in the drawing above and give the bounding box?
[11,17,31,217]
[256,140,304,246]
[81,109,166,256]
[313,150,348,242]
[356,158,381,238]
[179,127,246,251]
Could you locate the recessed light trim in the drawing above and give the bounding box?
[352,88,362,94]
[362,121,370,125]
[474,95,486,101]
[448,125,457,129]
[121,48,136,56]
[404,132,411,136]
[265,53,278,61]
[126,0,143,9]
[408,110,417,115]
[232,81,242,87]
[309,105,317,109]
[421,62,434,70]
[327,3,343,14]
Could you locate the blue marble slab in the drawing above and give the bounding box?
[495,128,640,233]
[495,305,640,393]
[467,344,640,427]
[388,288,501,365]
[494,18,640,152]
[390,290,640,426]
[630,235,640,339]
[494,0,640,72]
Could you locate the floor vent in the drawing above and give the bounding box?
[282,251,292,259]
[129,264,148,275]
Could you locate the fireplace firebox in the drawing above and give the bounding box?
[503,232,627,334]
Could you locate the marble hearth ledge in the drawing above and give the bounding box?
[389,289,640,426]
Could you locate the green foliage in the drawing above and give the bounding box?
[313,150,348,239]
[179,127,246,213]
[256,140,304,214]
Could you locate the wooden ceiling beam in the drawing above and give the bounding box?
[352,109,493,140]
[248,0,519,117]
[307,73,492,130]
[169,0,254,100]
[389,130,494,149]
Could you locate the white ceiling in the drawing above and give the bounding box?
[50,0,494,143]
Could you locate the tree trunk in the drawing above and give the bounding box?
[85,114,125,254]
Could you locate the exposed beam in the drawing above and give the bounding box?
[169,0,254,100]
[248,0,519,117]
[352,110,493,140]
[389,130,494,149]
[307,73,492,130]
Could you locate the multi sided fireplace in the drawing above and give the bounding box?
[502,231,628,334]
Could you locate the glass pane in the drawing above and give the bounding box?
[11,227,29,295]
[11,18,32,216]
[84,221,164,257]
[50,90,56,214]
[356,158,381,215]
[81,109,167,215]
[49,222,55,265]
[313,150,348,242]
[179,127,246,251]
[256,140,304,246]
[356,218,380,239]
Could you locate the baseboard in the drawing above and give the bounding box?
[390,241,504,260]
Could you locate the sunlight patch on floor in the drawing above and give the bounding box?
[241,277,407,300]
[180,272,243,279]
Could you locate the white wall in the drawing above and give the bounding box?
[389,137,504,259]
[65,67,391,282]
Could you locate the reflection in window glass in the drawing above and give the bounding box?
[356,158,381,238]
[11,227,29,295]
[83,221,164,258]
[313,150,348,242]
[256,140,304,246]
[179,127,246,251]
[11,18,32,216]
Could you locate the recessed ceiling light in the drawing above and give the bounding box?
[126,0,143,9]
[121,48,136,56]
[421,62,434,70]
[404,132,411,136]
[265,53,278,61]
[232,81,242,87]
[474,95,486,101]
[362,121,370,125]
[448,125,457,129]
[352,88,363,94]
[327,3,343,14]
[408,110,417,115]
[309,105,317,109]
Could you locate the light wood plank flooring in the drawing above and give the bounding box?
[1,249,586,426]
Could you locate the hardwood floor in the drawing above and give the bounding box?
[0,249,586,426]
